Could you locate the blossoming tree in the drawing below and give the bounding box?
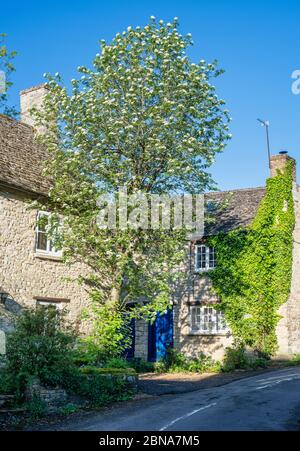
[0,33,17,117]
[36,17,231,355]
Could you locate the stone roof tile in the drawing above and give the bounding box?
[0,114,50,196]
[204,187,266,235]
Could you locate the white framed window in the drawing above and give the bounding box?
[36,299,63,311]
[190,305,228,335]
[35,297,70,311]
[35,211,62,258]
[195,245,216,271]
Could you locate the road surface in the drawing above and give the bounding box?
[37,366,300,431]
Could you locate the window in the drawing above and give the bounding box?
[36,299,62,311]
[190,305,227,334]
[35,297,69,311]
[35,212,62,257]
[195,245,216,271]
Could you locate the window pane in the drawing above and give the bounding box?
[191,305,227,334]
[37,214,48,232]
[209,247,216,268]
[196,246,206,269]
[36,231,47,251]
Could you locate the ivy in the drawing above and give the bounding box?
[207,161,295,356]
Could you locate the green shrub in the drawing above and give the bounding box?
[72,340,103,366]
[79,366,136,376]
[250,357,268,369]
[128,358,155,373]
[222,346,269,372]
[82,303,133,361]
[5,307,77,394]
[158,349,220,373]
[104,357,131,369]
[153,361,166,373]
[99,356,155,374]
[2,308,135,411]
[222,347,248,372]
[75,373,133,407]
[26,394,46,420]
[0,369,16,394]
[283,354,300,367]
[59,403,79,415]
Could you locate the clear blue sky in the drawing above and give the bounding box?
[2,0,300,190]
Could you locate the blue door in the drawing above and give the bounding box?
[148,308,173,361]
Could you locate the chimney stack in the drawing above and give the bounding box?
[20,84,48,134]
[270,152,297,183]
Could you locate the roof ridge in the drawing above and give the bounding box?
[205,186,266,195]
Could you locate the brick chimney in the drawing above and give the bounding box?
[270,152,297,183]
[20,84,49,134]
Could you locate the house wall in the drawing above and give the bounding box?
[134,245,233,363]
[276,184,300,357]
[172,247,233,361]
[0,187,90,330]
[134,319,149,359]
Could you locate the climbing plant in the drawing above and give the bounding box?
[207,162,295,356]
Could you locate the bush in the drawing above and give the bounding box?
[74,372,134,407]
[222,346,269,372]
[2,307,135,411]
[5,307,77,394]
[104,357,131,369]
[79,366,136,376]
[285,354,300,367]
[222,347,248,372]
[127,358,155,373]
[72,340,104,367]
[0,369,16,394]
[102,357,156,374]
[26,394,46,420]
[82,303,133,360]
[59,403,79,415]
[158,349,221,373]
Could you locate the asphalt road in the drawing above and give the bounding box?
[39,366,300,431]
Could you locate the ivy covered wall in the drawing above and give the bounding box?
[207,161,295,356]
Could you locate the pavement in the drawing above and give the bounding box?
[137,367,280,395]
[27,366,300,431]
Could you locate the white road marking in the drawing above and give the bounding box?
[255,373,300,390]
[256,373,300,383]
[159,403,217,431]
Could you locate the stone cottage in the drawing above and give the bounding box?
[0,86,91,343]
[1,85,300,360]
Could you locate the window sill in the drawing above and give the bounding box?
[194,268,216,274]
[188,331,230,337]
[34,252,63,262]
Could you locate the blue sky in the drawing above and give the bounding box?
[2,0,300,190]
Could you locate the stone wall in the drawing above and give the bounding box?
[20,85,49,135]
[134,318,148,359]
[25,379,67,413]
[134,246,233,362]
[172,249,233,361]
[276,184,300,357]
[0,187,90,330]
